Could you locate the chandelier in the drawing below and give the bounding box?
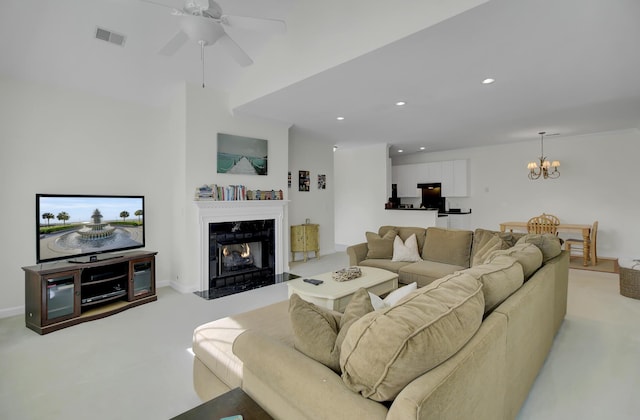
[527,131,560,180]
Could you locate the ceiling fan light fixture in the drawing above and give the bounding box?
[179,15,225,46]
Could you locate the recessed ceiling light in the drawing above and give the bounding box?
[398,149,404,153]
[395,101,406,106]
[336,116,345,121]
[419,146,426,150]
[482,78,495,84]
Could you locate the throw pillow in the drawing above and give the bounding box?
[340,273,484,401]
[289,288,373,373]
[484,242,543,280]
[365,229,398,259]
[471,234,507,266]
[368,282,418,310]
[515,234,562,262]
[391,233,422,262]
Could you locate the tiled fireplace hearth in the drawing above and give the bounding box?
[194,200,288,298]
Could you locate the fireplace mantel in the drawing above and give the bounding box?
[194,200,289,291]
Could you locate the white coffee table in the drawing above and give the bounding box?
[287,266,398,311]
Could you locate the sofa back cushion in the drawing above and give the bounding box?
[485,242,543,280]
[422,227,473,268]
[340,272,484,401]
[379,226,427,252]
[365,229,398,259]
[515,233,563,262]
[463,254,524,313]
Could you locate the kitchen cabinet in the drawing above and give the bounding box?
[441,159,468,197]
[393,159,468,198]
[392,164,420,197]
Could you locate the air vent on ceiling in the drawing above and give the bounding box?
[95,27,126,47]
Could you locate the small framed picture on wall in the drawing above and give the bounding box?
[318,174,326,189]
[299,170,310,191]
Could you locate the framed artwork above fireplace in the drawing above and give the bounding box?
[217,133,268,175]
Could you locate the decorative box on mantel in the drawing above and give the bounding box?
[193,200,289,292]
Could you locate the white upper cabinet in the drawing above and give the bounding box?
[392,164,420,197]
[393,159,468,198]
[417,162,442,183]
[441,159,468,197]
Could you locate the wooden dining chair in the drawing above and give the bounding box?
[565,221,598,265]
[527,214,559,235]
[542,213,560,226]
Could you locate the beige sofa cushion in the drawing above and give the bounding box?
[340,272,484,401]
[366,229,397,259]
[463,254,524,313]
[359,258,412,274]
[192,300,292,389]
[290,288,373,373]
[485,242,543,279]
[516,233,563,262]
[422,227,473,267]
[398,260,465,288]
[379,226,427,252]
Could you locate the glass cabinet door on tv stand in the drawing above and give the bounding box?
[129,256,155,301]
[40,270,81,326]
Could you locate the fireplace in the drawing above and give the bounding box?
[194,200,289,299]
[208,220,275,296]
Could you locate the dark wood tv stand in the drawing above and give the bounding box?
[22,250,157,335]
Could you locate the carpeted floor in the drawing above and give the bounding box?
[568,256,618,273]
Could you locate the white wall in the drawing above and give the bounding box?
[392,129,640,259]
[0,76,291,315]
[0,75,178,316]
[334,143,391,248]
[288,128,335,258]
[174,83,291,293]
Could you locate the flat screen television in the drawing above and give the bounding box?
[36,194,145,263]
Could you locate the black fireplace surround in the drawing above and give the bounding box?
[195,219,294,299]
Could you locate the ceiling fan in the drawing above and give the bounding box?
[141,0,286,67]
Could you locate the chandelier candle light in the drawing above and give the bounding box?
[527,131,560,180]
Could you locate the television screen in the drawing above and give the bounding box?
[36,194,145,263]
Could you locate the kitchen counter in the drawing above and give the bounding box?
[380,208,438,228]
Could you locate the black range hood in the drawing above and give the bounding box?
[417,182,445,212]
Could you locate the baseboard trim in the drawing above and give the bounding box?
[0,305,24,319]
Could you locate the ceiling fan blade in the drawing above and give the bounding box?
[217,34,253,67]
[158,30,189,55]
[220,15,286,35]
[139,0,178,11]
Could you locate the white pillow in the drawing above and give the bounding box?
[391,234,422,262]
[369,282,418,310]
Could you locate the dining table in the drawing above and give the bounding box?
[499,221,592,266]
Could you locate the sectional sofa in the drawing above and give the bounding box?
[192,226,569,420]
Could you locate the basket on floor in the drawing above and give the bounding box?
[619,261,640,300]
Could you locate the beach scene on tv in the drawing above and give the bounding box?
[38,196,144,262]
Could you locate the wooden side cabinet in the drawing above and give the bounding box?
[290,224,319,262]
[23,251,157,335]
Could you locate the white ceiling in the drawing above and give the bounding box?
[2,0,639,156]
